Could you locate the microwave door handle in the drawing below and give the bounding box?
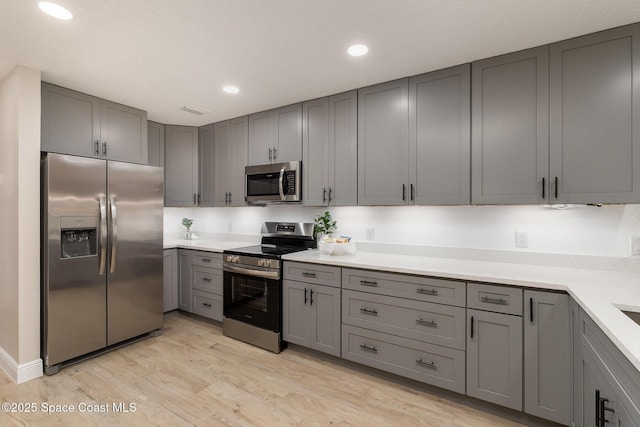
[279,167,286,200]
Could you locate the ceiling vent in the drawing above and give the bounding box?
[180,105,209,115]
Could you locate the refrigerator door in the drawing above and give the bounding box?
[42,154,107,367]
[106,161,163,345]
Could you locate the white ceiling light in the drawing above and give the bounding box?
[38,2,73,20]
[347,44,369,57]
[223,85,240,94]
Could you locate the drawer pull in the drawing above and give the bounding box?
[359,280,378,287]
[359,344,378,353]
[416,318,438,327]
[416,359,437,369]
[359,307,379,316]
[201,258,212,263]
[480,296,507,305]
[416,288,438,295]
[301,272,316,278]
[202,277,212,283]
[202,302,212,308]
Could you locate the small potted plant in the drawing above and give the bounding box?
[182,218,194,240]
[314,211,336,239]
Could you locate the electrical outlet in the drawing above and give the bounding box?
[366,228,375,241]
[227,222,232,232]
[515,231,529,248]
[631,236,640,256]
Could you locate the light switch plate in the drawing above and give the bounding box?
[515,231,528,248]
[630,235,640,256]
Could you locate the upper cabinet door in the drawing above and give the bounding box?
[247,110,274,165]
[550,25,640,204]
[471,47,549,204]
[41,82,101,159]
[147,121,165,167]
[100,100,148,164]
[213,120,230,207]
[303,98,329,206]
[198,124,215,207]
[328,90,358,206]
[164,125,198,207]
[409,65,470,205]
[274,103,302,163]
[229,116,248,206]
[358,79,409,205]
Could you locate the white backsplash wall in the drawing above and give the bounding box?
[164,204,640,258]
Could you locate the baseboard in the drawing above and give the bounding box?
[0,346,43,384]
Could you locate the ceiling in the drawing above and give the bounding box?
[2,0,640,126]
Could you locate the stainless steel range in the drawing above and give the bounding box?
[222,222,316,353]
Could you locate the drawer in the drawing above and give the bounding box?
[191,252,222,269]
[342,268,466,307]
[192,290,223,321]
[341,325,465,394]
[467,283,522,315]
[342,290,466,350]
[283,262,341,288]
[192,266,223,295]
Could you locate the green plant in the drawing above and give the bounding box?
[181,218,193,231]
[314,211,336,236]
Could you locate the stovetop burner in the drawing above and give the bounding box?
[224,222,316,260]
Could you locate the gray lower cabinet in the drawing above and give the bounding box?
[550,24,640,204]
[409,64,471,205]
[471,46,549,204]
[177,250,223,320]
[282,262,342,357]
[523,290,571,425]
[147,121,165,167]
[248,103,302,165]
[165,125,199,206]
[41,82,148,164]
[303,91,358,206]
[214,116,248,206]
[198,124,215,207]
[163,249,178,312]
[466,307,523,411]
[358,79,409,205]
[574,306,640,427]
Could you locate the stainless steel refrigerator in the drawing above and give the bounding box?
[41,153,164,374]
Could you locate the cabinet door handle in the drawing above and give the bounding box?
[360,344,378,353]
[201,258,211,263]
[416,359,437,369]
[596,389,601,426]
[416,318,438,327]
[229,192,232,203]
[202,302,211,308]
[410,184,414,201]
[481,296,507,305]
[323,188,327,203]
[309,289,314,306]
[416,288,438,296]
[202,277,212,283]
[268,147,272,161]
[470,316,475,338]
[301,272,316,278]
[197,193,201,205]
[328,187,332,203]
[542,177,546,199]
[273,147,277,160]
[402,184,406,201]
[555,176,559,199]
[225,192,229,204]
[193,193,196,205]
[359,307,378,315]
[304,288,308,305]
[600,397,614,427]
[359,280,378,287]
[95,140,100,155]
[530,297,534,323]
[102,141,107,156]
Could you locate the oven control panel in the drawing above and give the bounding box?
[224,254,280,271]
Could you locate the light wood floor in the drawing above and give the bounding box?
[0,314,524,426]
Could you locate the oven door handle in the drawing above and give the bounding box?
[224,264,281,280]
[278,167,286,200]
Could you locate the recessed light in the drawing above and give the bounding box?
[38,2,73,20]
[347,44,368,57]
[223,86,240,94]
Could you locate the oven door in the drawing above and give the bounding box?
[223,267,281,332]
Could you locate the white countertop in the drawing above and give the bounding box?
[163,236,640,373]
[283,249,640,373]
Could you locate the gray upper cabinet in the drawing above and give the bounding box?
[164,125,198,207]
[214,116,248,206]
[303,91,358,206]
[471,47,549,204]
[358,79,409,205]
[409,65,470,205]
[41,82,148,164]
[523,290,571,425]
[147,121,165,167]
[550,25,640,204]
[248,103,302,165]
[198,124,215,207]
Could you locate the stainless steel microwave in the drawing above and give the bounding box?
[245,161,301,203]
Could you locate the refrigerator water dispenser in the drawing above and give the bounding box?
[60,216,98,258]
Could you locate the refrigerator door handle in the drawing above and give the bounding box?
[99,196,107,275]
[109,196,118,273]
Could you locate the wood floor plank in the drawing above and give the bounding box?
[0,315,525,426]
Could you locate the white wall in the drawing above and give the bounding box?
[165,204,640,258]
[0,65,42,383]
